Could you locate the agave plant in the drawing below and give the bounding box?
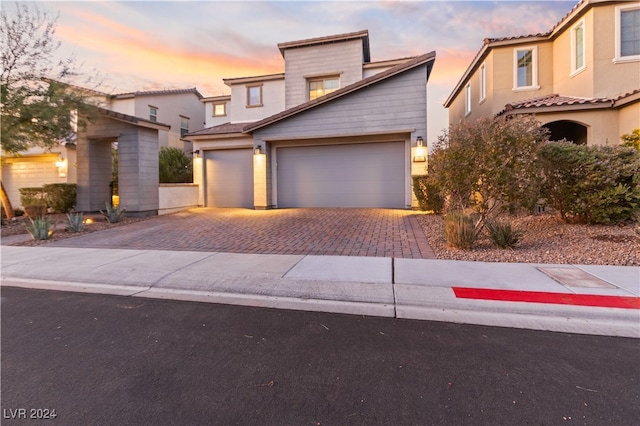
[100,202,126,223]
[65,212,85,233]
[25,216,54,240]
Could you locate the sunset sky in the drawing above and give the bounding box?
[21,0,575,144]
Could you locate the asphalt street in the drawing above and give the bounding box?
[1,287,639,426]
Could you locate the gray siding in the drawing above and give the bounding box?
[256,65,428,141]
[284,39,364,108]
[118,127,159,215]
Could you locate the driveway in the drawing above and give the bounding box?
[49,208,435,259]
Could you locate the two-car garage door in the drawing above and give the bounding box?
[204,142,406,208]
[276,142,405,208]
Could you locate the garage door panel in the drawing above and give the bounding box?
[204,149,253,208]
[277,142,405,208]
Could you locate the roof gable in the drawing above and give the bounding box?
[277,30,371,63]
[243,51,436,133]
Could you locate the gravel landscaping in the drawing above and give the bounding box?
[416,213,640,266]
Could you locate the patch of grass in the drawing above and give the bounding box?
[445,211,476,249]
[485,219,523,249]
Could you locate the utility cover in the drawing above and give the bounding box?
[537,267,616,289]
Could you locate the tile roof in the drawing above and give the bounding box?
[111,88,203,99]
[184,122,251,137]
[243,51,436,133]
[497,89,640,115]
[445,0,596,107]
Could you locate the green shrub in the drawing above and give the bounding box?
[14,208,25,217]
[65,212,85,233]
[485,219,523,249]
[19,187,46,207]
[538,142,640,224]
[444,211,477,249]
[159,147,193,183]
[100,202,126,223]
[25,216,54,240]
[412,175,444,213]
[43,183,77,213]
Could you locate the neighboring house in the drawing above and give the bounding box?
[186,30,436,209]
[1,87,204,214]
[444,0,640,146]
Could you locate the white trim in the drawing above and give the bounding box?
[465,83,472,116]
[479,63,486,102]
[513,45,539,91]
[614,4,640,63]
[570,19,586,75]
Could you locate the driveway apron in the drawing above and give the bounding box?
[48,208,436,259]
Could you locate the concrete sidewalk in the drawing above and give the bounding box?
[1,246,638,338]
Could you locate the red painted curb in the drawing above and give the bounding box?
[452,287,640,310]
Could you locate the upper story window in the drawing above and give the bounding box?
[180,116,189,137]
[479,63,486,102]
[513,46,539,90]
[615,4,640,62]
[308,76,339,101]
[213,103,226,117]
[465,84,472,115]
[571,20,586,74]
[246,85,262,107]
[149,106,158,122]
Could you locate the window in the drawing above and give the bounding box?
[180,116,189,137]
[571,20,586,74]
[308,77,339,101]
[479,63,486,102]
[213,103,226,116]
[149,106,158,122]
[513,46,538,90]
[465,84,472,115]
[615,5,640,62]
[246,85,262,107]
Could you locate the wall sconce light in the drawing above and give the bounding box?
[254,146,263,155]
[55,157,68,177]
[413,136,426,162]
[192,149,200,157]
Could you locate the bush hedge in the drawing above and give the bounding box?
[412,175,444,213]
[538,142,640,224]
[159,147,193,183]
[43,183,77,213]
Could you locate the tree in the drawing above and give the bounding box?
[621,128,640,151]
[430,115,548,233]
[159,147,193,183]
[1,2,98,217]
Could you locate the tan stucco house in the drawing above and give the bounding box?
[186,30,436,209]
[444,0,639,146]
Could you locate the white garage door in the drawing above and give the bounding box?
[277,142,405,208]
[204,149,253,208]
[2,160,59,209]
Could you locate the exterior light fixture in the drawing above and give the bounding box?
[192,149,200,157]
[254,146,263,155]
[55,157,68,177]
[413,136,426,162]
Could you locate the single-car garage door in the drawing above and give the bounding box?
[204,149,253,208]
[277,142,405,208]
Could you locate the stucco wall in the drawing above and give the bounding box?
[227,79,285,123]
[158,184,199,215]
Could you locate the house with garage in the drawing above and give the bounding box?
[1,88,204,215]
[444,0,639,146]
[186,30,435,209]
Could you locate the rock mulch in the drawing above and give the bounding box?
[415,213,640,266]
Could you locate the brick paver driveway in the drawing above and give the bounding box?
[50,208,435,258]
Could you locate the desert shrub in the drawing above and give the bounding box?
[19,187,46,207]
[65,212,85,233]
[159,147,192,183]
[412,175,444,213]
[538,142,640,224]
[430,115,546,224]
[621,128,640,151]
[25,216,54,240]
[100,202,126,223]
[43,183,77,213]
[444,211,477,249]
[485,219,523,249]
